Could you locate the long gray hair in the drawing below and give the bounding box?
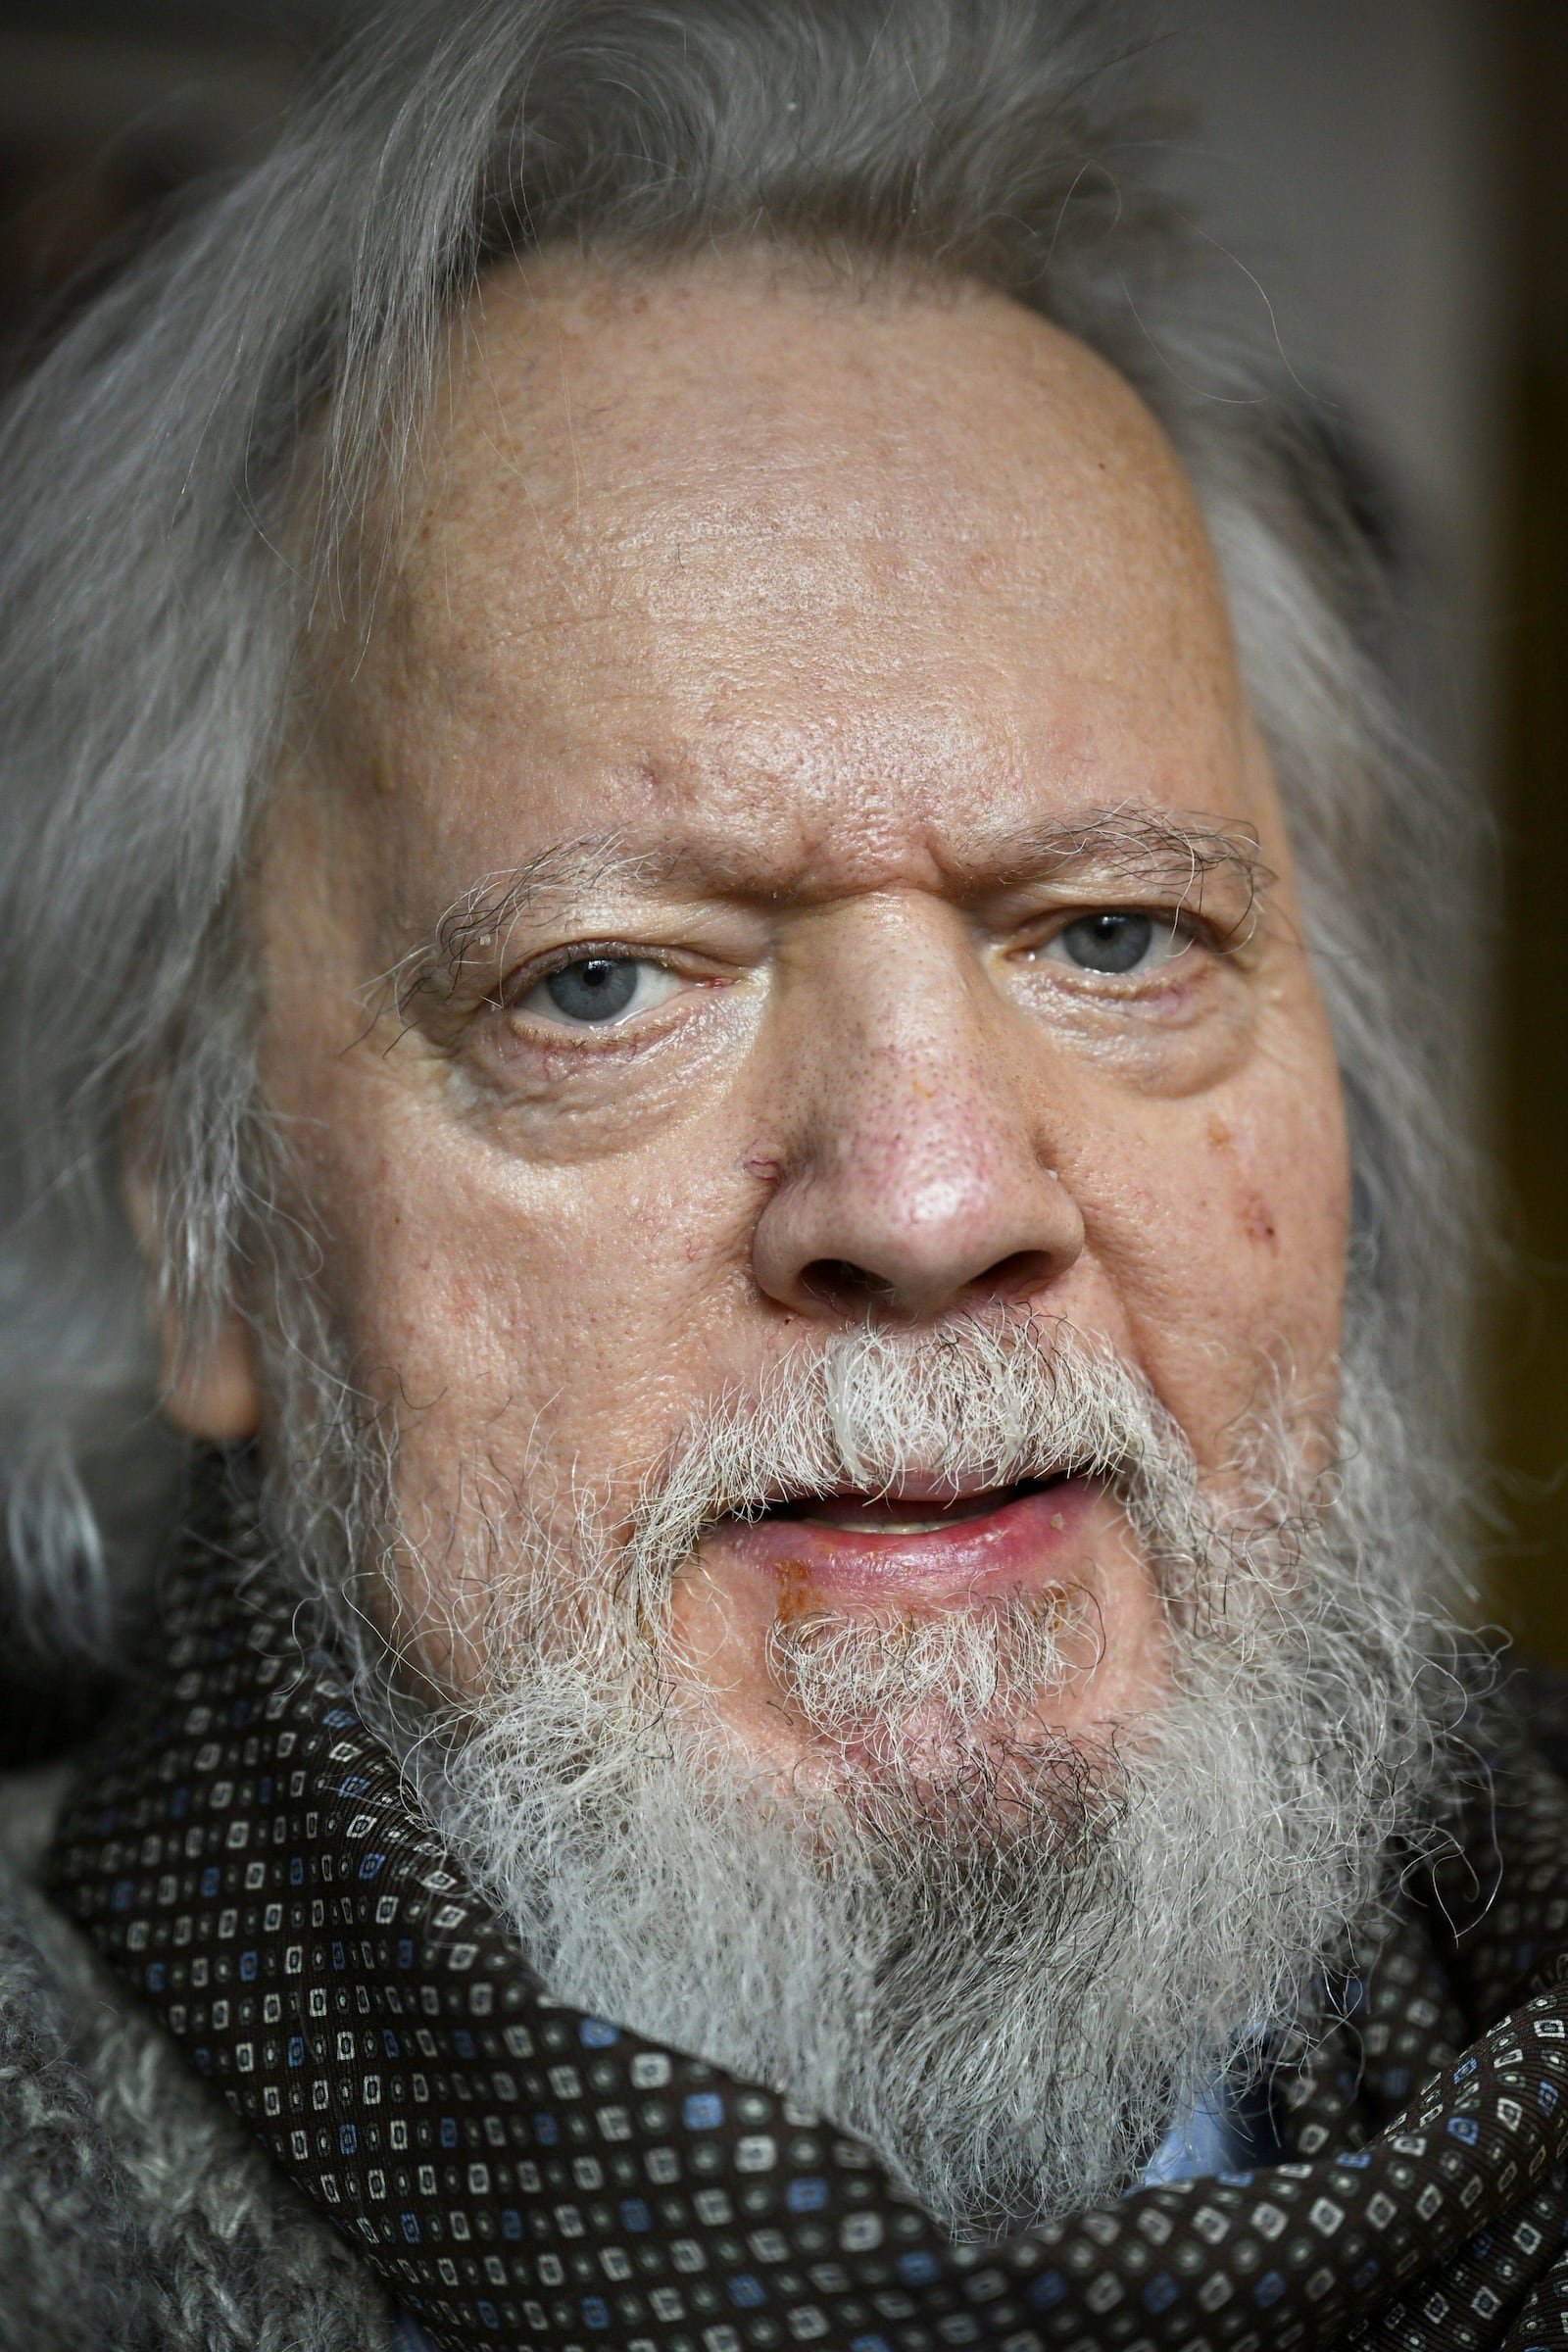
[0,0,1478,1655]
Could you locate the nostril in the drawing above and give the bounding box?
[798,1249,1055,1319]
[801,1258,899,1315]
[977,1250,1057,1303]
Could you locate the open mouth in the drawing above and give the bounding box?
[751,1474,1066,1538]
[710,1471,1094,1601]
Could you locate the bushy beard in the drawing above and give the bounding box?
[260,1307,1472,2238]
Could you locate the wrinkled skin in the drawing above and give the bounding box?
[160,250,1349,1787]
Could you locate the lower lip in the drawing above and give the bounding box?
[708,1476,1099,1603]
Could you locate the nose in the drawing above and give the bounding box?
[750,921,1083,1323]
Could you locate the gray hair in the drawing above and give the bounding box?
[0,0,1477,1657]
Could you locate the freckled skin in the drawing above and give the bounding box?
[166,250,1350,1784]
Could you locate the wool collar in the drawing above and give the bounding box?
[46,1499,1568,2352]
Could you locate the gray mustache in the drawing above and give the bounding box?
[625,1319,1199,1589]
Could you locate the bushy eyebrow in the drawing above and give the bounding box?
[997,808,1272,924]
[384,806,1272,1020]
[383,835,658,1019]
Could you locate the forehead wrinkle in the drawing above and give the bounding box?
[408,257,1224,662]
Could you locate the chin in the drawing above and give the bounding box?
[697,1653,1131,1846]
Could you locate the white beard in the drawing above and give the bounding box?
[270,1313,1471,2238]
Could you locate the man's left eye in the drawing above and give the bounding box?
[515,956,686,1028]
[1036,911,1187,976]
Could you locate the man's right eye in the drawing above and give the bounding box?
[514,956,686,1028]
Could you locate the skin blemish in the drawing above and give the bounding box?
[775,1557,819,1624]
[1241,1189,1279,1248]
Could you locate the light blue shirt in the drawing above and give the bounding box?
[393,2316,441,2352]
[1139,2067,1285,2187]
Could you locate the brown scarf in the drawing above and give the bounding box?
[47,1502,1568,2352]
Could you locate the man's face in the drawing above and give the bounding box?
[234,252,1348,1784]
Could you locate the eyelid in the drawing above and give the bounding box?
[1023,873,1256,933]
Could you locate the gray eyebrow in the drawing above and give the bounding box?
[998,807,1271,913]
[384,804,1272,1019]
[384,832,660,1017]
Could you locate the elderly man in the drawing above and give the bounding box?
[0,2,1555,2348]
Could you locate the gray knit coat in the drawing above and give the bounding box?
[0,1764,399,2352]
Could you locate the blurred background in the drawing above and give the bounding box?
[0,0,1562,1652]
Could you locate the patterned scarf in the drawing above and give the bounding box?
[47,1504,1568,2352]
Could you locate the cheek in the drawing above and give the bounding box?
[1073,1062,1349,1462]
[289,1081,766,1484]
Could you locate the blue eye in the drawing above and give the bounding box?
[1058,912,1157,974]
[543,957,640,1022]
[515,955,687,1029]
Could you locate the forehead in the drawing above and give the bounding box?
[332,250,1263,897]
